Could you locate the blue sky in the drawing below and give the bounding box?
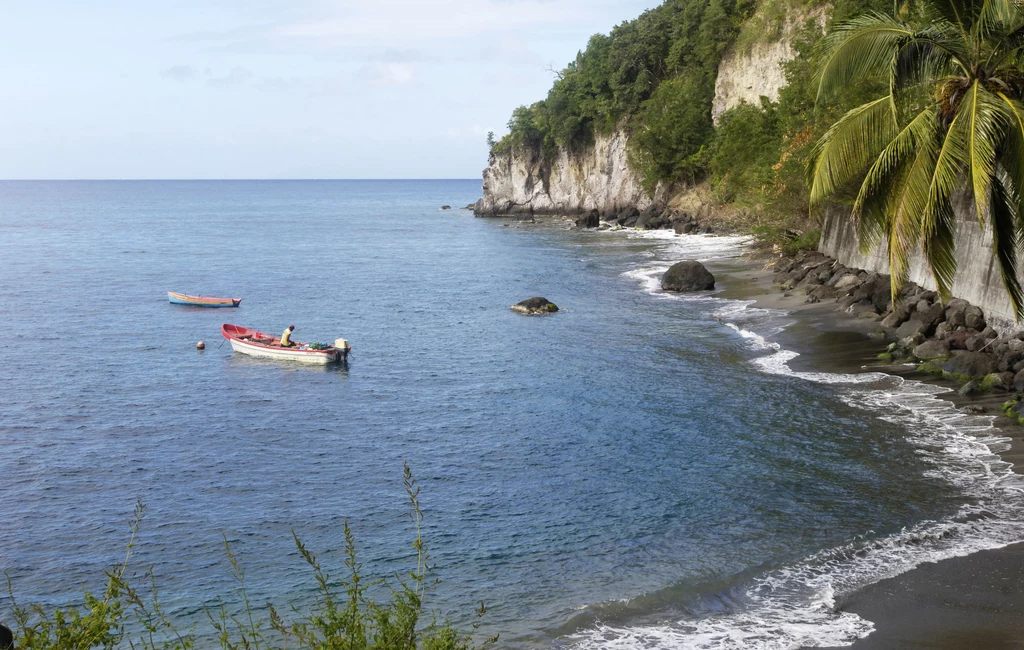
[1,1,661,179]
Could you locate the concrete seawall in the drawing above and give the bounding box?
[818,202,1017,329]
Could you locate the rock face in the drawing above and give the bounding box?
[712,5,829,124]
[662,261,716,292]
[475,130,653,216]
[475,3,826,218]
[511,297,559,314]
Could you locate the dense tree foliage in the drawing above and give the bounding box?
[493,0,892,216]
[493,0,757,183]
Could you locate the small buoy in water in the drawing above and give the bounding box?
[196,341,206,350]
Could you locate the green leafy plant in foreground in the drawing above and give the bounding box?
[5,464,493,650]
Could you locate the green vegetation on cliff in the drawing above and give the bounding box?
[493,0,892,226]
[494,0,758,184]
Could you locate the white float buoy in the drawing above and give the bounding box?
[196,341,206,350]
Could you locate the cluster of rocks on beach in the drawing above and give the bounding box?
[575,205,713,234]
[772,249,1024,417]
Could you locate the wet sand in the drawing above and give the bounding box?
[713,256,1024,650]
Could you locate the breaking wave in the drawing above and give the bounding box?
[564,231,1024,649]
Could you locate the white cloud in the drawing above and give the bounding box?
[208,66,254,87]
[276,0,593,47]
[362,62,415,86]
[160,65,197,81]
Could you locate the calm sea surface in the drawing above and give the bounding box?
[2,180,1023,648]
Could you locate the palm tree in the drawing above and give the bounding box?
[807,0,1024,318]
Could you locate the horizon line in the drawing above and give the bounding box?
[0,178,481,182]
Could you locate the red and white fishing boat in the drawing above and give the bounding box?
[221,323,350,364]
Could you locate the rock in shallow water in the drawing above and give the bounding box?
[662,261,715,292]
[511,297,559,314]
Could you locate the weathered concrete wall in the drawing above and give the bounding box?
[819,203,1018,328]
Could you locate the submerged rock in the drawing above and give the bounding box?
[512,297,559,314]
[662,261,716,292]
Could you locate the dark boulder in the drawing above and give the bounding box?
[880,309,908,328]
[965,305,986,331]
[617,206,640,225]
[943,352,996,378]
[947,329,975,349]
[662,261,716,292]
[511,297,559,314]
[912,339,950,360]
[915,302,946,329]
[636,207,665,229]
[894,319,928,340]
[674,221,696,235]
[575,209,600,229]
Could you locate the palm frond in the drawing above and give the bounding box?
[852,108,937,249]
[922,113,969,296]
[989,174,1024,319]
[815,13,913,101]
[993,92,1024,217]
[893,36,958,93]
[926,0,984,36]
[977,0,1017,36]
[955,81,1005,224]
[922,198,959,301]
[884,121,941,295]
[807,96,898,205]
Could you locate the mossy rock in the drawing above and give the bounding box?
[511,297,559,315]
[942,371,973,385]
[917,360,944,376]
[1001,399,1024,426]
[979,373,1004,392]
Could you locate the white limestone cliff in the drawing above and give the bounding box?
[712,5,828,124]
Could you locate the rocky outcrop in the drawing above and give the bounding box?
[662,261,716,292]
[475,130,653,217]
[512,297,559,314]
[712,5,829,124]
[772,249,1024,395]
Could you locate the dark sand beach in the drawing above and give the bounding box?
[715,258,1024,649]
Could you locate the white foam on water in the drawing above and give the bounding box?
[619,232,753,301]
[568,233,1024,649]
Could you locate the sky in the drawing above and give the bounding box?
[1,1,662,179]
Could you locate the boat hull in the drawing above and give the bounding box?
[221,323,348,364]
[169,292,241,308]
[227,338,342,364]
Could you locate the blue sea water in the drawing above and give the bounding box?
[2,180,1023,648]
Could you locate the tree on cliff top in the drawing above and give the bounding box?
[808,0,1024,318]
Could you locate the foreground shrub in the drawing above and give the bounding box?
[5,464,492,650]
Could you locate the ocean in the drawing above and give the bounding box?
[2,180,1023,648]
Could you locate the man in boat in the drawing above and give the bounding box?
[280,324,296,347]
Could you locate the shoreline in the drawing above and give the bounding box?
[709,249,1024,649]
